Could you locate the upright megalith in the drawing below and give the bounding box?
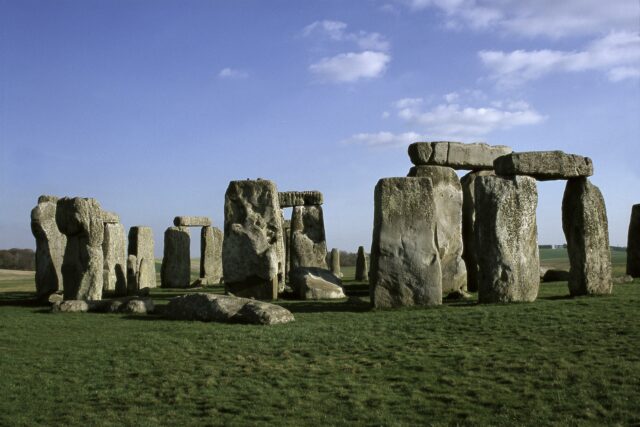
[355,246,368,281]
[330,248,341,278]
[128,226,156,291]
[370,177,442,308]
[222,179,284,300]
[494,151,593,181]
[282,218,291,279]
[30,195,67,299]
[475,175,539,303]
[460,170,495,292]
[290,205,328,270]
[200,226,223,285]
[627,204,640,278]
[102,222,127,293]
[55,197,105,301]
[562,178,612,295]
[408,165,467,294]
[161,227,191,288]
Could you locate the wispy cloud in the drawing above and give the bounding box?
[309,51,391,83]
[303,20,390,51]
[218,68,249,79]
[343,131,425,147]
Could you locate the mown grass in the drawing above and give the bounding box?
[0,252,638,426]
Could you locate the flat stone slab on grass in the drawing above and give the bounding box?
[494,151,593,181]
[289,267,345,300]
[278,191,323,207]
[173,216,212,227]
[408,141,512,170]
[51,297,154,314]
[165,293,294,325]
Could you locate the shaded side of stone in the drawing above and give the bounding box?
[200,226,223,284]
[31,196,66,299]
[355,246,368,281]
[161,226,191,288]
[627,204,640,278]
[278,191,323,207]
[289,205,328,270]
[102,222,127,293]
[127,226,156,289]
[494,151,593,181]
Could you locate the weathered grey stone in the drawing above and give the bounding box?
[173,216,212,227]
[330,248,341,278]
[408,141,512,170]
[161,226,191,288]
[460,170,495,292]
[165,293,294,325]
[51,300,89,313]
[494,151,593,181]
[562,178,612,295]
[408,165,467,294]
[475,175,539,303]
[126,254,138,295]
[612,275,633,284]
[278,191,323,207]
[121,298,154,314]
[102,222,126,293]
[31,195,66,299]
[283,218,292,279]
[542,269,570,283]
[128,226,156,290]
[355,246,368,281]
[289,205,328,270]
[199,226,223,285]
[627,204,640,278]
[370,177,442,308]
[276,210,286,292]
[222,179,284,300]
[55,197,105,301]
[101,211,120,224]
[289,267,345,300]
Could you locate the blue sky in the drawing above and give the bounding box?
[1,0,639,256]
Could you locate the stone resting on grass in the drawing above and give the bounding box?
[289,267,345,300]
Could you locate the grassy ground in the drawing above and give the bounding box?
[0,251,638,426]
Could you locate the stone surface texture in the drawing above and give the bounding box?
[102,222,127,293]
[370,177,442,308]
[278,191,323,207]
[200,226,223,285]
[289,205,328,270]
[355,246,368,281]
[282,218,291,279]
[289,267,345,300]
[494,151,593,181]
[330,248,341,278]
[31,195,67,299]
[127,226,156,290]
[475,175,539,303]
[165,293,294,325]
[408,165,467,294]
[562,177,612,295]
[222,179,284,300]
[161,226,191,288]
[101,211,120,224]
[460,170,495,292]
[408,141,512,170]
[55,197,105,301]
[173,216,212,227]
[627,204,640,278]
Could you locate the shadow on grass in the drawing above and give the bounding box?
[538,294,574,301]
[0,292,49,307]
[277,299,371,314]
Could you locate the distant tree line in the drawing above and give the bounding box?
[0,248,36,271]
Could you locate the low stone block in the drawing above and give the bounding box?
[408,141,512,170]
[494,151,593,181]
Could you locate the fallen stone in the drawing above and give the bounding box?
[128,226,156,289]
[222,179,284,300]
[102,222,127,293]
[542,269,570,283]
[51,300,89,313]
[562,177,612,295]
[494,151,593,181]
[31,195,66,299]
[278,191,323,207]
[289,267,345,300]
[408,141,512,170]
[370,177,442,308]
[173,216,212,227]
[475,175,539,303]
[161,226,191,288]
[289,205,328,270]
[408,165,467,293]
[612,275,634,284]
[627,204,640,278]
[355,246,368,281]
[165,293,294,325]
[48,292,63,304]
[444,290,472,301]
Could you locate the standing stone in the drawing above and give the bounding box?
[355,246,368,281]
[200,226,223,285]
[126,254,138,295]
[408,165,467,294]
[55,197,105,301]
[290,205,328,270]
[30,195,67,299]
[562,178,612,295]
[460,170,495,292]
[628,204,640,278]
[330,248,341,278]
[161,226,191,288]
[276,210,286,292]
[102,222,127,293]
[475,175,539,303]
[282,218,292,280]
[222,179,284,300]
[370,177,442,308]
[128,226,156,290]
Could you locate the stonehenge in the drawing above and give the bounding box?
[289,205,328,270]
[494,151,593,181]
[627,204,640,278]
[355,246,368,281]
[200,226,223,285]
[103,221,127,294]
[174,216,212,227]
[31,195,66,299]
[408,141,512,170]
[279,191,323,207]
[161,226,191,288]
[330,248,341,278]
[128,226,156,292]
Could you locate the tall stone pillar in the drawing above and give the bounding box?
[200,226,223,285]
[30,195,66,299]
[290,205,328,270]
[330,248,340,278]
[103,220,127,293]
[355,246,368,281]
[128,226,156,291]
[161,226,191,288]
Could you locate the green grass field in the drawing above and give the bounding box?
[1,250,638,426]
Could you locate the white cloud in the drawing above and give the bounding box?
[309,51,391,83]
[218,68,249,79]
[393,97,424,108]
[303,20,390,51]
[479,31,640,86]
[343,131,425,147]
[398,0,638,38]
